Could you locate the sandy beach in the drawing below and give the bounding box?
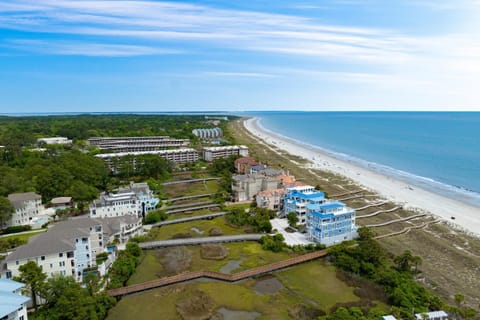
[244,117,480,236]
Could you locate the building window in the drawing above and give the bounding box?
[67,251,74,258]
[16,260,19,265]
[50,263,53,268]
[59,253,63,258]
[41,256,45,261]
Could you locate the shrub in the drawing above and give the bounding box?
[144,210,167,224]
[3,225,31,234]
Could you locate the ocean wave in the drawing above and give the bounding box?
[255,117,480,208]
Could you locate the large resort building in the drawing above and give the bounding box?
[1,216,142,283]
[88,136,189,152]
[95,148,199,171]
[202,145,249,162]
[284,185,357,246]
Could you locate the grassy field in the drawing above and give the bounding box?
[127,242,292,285]
[108,260,362,320]
[162,179,219,199]
[147,216,244,240]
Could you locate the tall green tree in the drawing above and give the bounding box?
[0,196,14,228]
[14,261,47,311]
[287,212,299,227]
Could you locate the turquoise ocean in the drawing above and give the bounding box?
[244,112,480,208]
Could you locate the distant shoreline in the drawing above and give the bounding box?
[243,117,480,236]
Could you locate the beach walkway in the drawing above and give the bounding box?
[161,178,220,186]
[356,206,401,219]
[151,212,228,227]
[138,234,264,249]
[365,213,426,228]
[108,249,329,298]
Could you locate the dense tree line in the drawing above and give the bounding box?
[14,261,115,320]
[327,227,445,319]
[0,114,233,145]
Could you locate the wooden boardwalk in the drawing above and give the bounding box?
[108,249,329,298]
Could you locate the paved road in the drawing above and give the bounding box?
[139,234,264,249]
[152,212,228,227]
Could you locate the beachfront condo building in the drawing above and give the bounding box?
[89,182,158,219]
[202,145,249,162]
[87,136,189,152]
[5,192,45,228]
[95,148,199,172]
[306,201,357,246]
[284,185,357,246]
[0,279,30,320]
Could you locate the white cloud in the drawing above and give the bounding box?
[4,39,180,56]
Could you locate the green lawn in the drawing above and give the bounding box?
[1,229,47,243]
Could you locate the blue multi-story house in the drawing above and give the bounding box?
[284,185,357,246]
[284,186,326,224]
[306,201,357,246]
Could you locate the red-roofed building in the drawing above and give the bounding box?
[234,157,258,174]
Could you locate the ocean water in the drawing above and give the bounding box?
[246,112,480,208]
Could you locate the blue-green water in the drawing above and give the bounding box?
[245,112,480,208]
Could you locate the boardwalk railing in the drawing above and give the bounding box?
[152,212,228,227]
[356,206,401,219]
[365,213,426,228]
[108,249,329,297]
[139,234,264,249]
[161,178,220,186]
[164,194,213,203]
[167,203,220,214]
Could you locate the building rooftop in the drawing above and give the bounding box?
[4,216,141,263]
[8,192,42,210]
[257,188,285,197]
[51,197,72,205]
[234,157,257,165]
[95,148,197,158]
[0,291,30,318]
[8,192,41,203]
[414,311,448,319]
[203,145,248,151]
[0,278,24,292]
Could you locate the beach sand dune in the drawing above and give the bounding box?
[244,118,480,236]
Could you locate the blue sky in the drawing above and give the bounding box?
[1,0,480,112]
